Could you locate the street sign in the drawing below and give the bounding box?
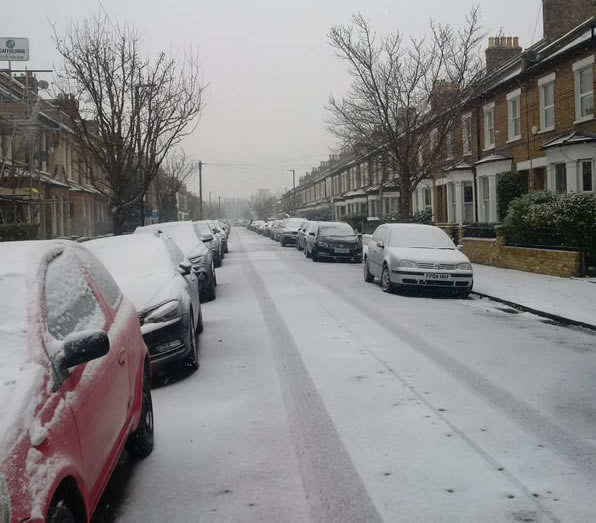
[0,38,29,61]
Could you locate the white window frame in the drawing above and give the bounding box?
[507,88,522,142]
[555,163,567,194]
[463,182,475,224]
[578,159,594,192]
[423,187,432,213]
[462,113,472,156]
[448,182,456,223]
[573,55,594,123]
[481,177,489,222]
[483,102,495,150]
[538,73,556,132]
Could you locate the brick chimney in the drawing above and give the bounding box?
[485,36,522,73]
[542,0,596,42]
[430,80,457,112]
[53,93,80,119]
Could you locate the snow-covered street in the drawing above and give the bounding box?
[98,227,596,523]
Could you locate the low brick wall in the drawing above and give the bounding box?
[462,235,582,277]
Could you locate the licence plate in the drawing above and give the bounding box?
[425,273,450,280]
[335,248,349,253]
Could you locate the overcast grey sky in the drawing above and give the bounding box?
[7,0,542,199]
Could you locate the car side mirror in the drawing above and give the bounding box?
[456,244,464,252]
[179,261,192,275]
[202,233,214,242]
[61,330,110,370]
[377,241,385,249]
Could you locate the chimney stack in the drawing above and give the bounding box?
[485,36,522,73]
[542,0,596,42]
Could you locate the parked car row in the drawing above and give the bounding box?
[0,219,231,523]
[250,219,474,297]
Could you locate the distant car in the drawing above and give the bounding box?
[363,223,474,297]
[195,220,223,267]
[86,234,203,373]
[135,221,217,302]
[296,220,310,251]
[270,220,282,241]
[305,221,362,262]
[278,217,305,247]
[207,220,227,256]
[0,240,153,523]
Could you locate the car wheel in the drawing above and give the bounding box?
[206,277,216,301]
[458,289,471,299]
[381,265,393,293]
[47,500,76,523]
[312,251,319,262]
[363,259,374,282]
[125,365,154,460]
[214,252,222,268]
[305,246,311,258]
[185,317,199,370]
[197,305,204,333]
[280,239,285,247]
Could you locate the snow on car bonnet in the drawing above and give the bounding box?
[0,242,46,457]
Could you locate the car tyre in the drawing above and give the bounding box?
[312,251,319,262]
[381,265,393,293]
[47,500,76,523]
[185,316,199,370]
[363,259,374,282]
[280,238,285,247]
[214,252,222,268]
[305,246,311,259]
[125,366,154,460]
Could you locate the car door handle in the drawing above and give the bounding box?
[118,348,126,367]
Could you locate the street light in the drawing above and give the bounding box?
[134,83,153,226]
[288,169,296,216]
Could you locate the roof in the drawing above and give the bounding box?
[444,160,474,172]
[474,151,513,166]
[541,131,596,149]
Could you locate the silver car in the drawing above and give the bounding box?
[363,223,473,297]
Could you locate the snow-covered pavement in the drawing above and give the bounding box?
[102,228,596,523]
[472,263,596,328]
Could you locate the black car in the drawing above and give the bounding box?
[194,220,223,267]
[305,221,362,262]
[278,217,305,246]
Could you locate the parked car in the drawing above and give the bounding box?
[0,240,153,523]
[304,221,362,262]
[194,220,223,267]
[296,220,310,251]
[278,217,305,246]
[207,220,227,255]
[363,223,474,296]
[135,221,217,302]
[86,234,203,373]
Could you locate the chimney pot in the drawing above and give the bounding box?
[507,36,513,47]
[513,36,519,47]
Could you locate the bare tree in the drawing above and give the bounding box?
[53,15,206,233]
[248,191,277,220]
[327,9,484,218]
[157,149,197,221]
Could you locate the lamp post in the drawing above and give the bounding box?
[288,169,296,216]
[135,83,153,226]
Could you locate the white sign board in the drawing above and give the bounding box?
[0,38,29,61]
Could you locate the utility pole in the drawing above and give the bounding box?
[288,169,296,216]
[209,191,212,218]
[218,196,221,219]
[198,160,203,220]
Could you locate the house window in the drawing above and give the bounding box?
[579,160,594,192]
[446,130,453,160]
[574,56,594,122]
[538,73,555,131]
[463,182,474,223]
[423,187,432,213]
[507,89,521,141]
[448,183,456,223]
[462,113,472,156]
[481,177,489,222]
[483,102,495,150]
[555,163,567,194]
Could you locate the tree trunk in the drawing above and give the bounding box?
[399,180,411,221]
[112,206,127,235]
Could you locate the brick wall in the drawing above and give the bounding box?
[462,233,581,277]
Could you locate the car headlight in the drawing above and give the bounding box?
[144,300,181,323]
[457,263,472,271]
[317,241,329,248]
[398,259,417,268]
[0,476,10,523]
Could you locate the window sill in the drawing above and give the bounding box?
[574,115,594,125]
[483,145,495,152]
[538,127,555,135]
[506,136,522,144]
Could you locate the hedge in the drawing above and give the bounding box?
[0,223,40,242]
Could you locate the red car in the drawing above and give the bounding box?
[0,240,153,522]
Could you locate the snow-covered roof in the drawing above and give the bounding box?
[444,160,474,172]
[541,131,596,149]
[474,152,512,166]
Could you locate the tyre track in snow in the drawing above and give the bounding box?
[239,235,384,523]
[270,241,596,489]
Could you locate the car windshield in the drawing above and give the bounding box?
[388,226,455,249]
[155,224,200,256]
[283,218,303,228]
[194,222,212,236]
[319,223,355,236]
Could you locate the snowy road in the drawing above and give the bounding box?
[97,228,596,523]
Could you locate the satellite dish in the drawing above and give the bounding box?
[38,80,49,90]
